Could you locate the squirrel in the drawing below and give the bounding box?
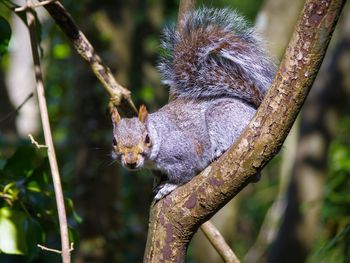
[111,8,276,200]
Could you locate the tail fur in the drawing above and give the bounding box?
[158,8,276,108]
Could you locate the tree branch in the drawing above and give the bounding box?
[25,1,71,262]
[143,0,346,262]
[14,0,58,12]
[38,0,137,116]
[0,92,33,123]
[200,221,240,263]
[177,0,195,32]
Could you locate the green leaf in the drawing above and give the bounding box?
[26,218,44,257]
[140,86,155,103]
[0,16,11,56]
[26,180,41,192]
[0,207,27,255]
[53,43,71,59]
[66,198,82,224]
[316,224,350,257]
[0,207,44,256]
[68,226,79,246]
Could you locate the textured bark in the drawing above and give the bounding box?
[269,7,350,262]
[143,1,346,262]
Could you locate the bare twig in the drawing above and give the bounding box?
[15,1,137,115]
[0,92,33,123]
[37,0,137,116]
[28,134,48,148]
[25,1,71,263]
[37,243,74,254]
[200,221,240,263]
[177,0,195,32]
[14,0,58,12]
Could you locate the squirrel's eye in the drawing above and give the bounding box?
[145,134,151,144]
[112,138,117,147]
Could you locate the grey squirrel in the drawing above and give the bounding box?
[111,8,276,200]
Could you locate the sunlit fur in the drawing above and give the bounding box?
[112,118,152,170]
[158,8,276,108]
[112,8,276,200]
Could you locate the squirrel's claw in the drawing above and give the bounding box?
[154,183,178,200]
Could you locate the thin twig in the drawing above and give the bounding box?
[37,0,137,116]
[25,1,71,263]
[0,92,33,123]
[37,244,62,254]
[200,221,240,263]
[37,243,74,254]
[177,0,195,32]
[14,0,58,12]
[28,134,48,148]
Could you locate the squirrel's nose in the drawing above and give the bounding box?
[126,162,137,169]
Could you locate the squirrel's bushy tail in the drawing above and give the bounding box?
[158,8,276,108]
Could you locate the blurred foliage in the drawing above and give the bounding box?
[0,16,11,56]
[0,0,279,262]
[196,0,264,21]
[0,145,80,262]
[308,115,350,263]
[0,0,349,262]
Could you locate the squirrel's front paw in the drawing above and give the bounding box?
[154,183,178,200]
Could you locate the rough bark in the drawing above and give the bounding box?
[143,1,346,262]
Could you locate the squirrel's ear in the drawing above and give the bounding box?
[138,105,148,123]
[111,108,121,125]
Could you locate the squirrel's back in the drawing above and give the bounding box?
[158,8,276,108]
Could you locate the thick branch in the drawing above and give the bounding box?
[38,0,137,116]
[143,0,346,262]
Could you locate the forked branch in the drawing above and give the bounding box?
[143,0,346,262]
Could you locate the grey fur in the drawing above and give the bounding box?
[158,8,276,107]
[112,8,276,200]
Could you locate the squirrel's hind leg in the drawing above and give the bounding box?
[152,171,179,200]
[152,170,167,190]
[153,183,178,200]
